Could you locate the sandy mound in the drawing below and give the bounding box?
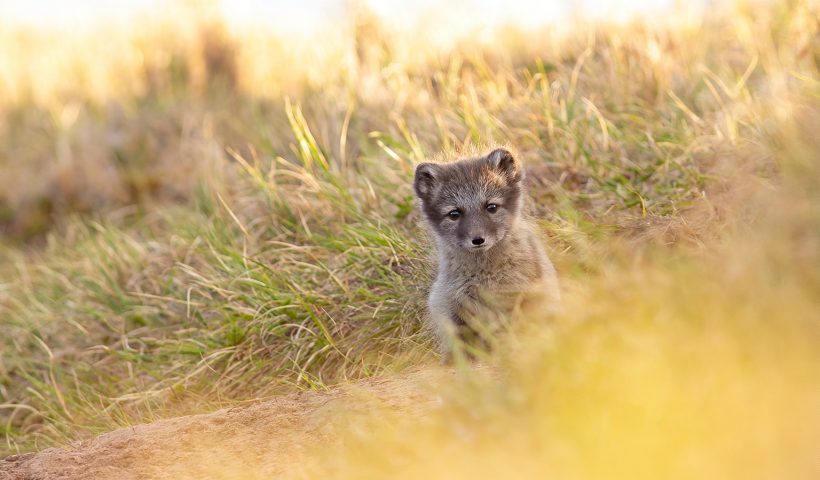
[0,369,444,480]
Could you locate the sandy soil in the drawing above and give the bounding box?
[0,369,444,480]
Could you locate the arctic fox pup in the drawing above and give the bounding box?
[414,148,559,355]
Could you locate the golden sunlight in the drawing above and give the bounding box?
[1,0,703,30]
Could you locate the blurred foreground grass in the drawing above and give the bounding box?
[0,0,817,476]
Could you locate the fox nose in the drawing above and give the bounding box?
[471,237,485,246]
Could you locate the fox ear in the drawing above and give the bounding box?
[414,163,439,200]
[487,148,522,183]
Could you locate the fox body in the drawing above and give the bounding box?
[414,148,559,354]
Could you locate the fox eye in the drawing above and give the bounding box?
[447,210,461,220]
[486,203,498,213]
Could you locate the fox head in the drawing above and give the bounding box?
[414,148,524,252]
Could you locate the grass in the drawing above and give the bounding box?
[0,0,818,476]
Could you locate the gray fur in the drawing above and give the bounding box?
[415,149,560,354]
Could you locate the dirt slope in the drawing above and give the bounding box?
[0,369,444,480]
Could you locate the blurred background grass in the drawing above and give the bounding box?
[0,0,817,476]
